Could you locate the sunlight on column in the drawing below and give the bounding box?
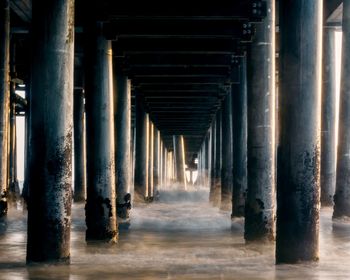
[335,31,342,157]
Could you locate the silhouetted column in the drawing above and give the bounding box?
[134,95,148,200]
[0,0,10,216]
[114,74,131,220]
[8,40,20,202]
[164,148,168,186]
[170,150,174,182]
[173,135,186,187]
[159,138,163,188]
[204,134,210,187]
[334,1,350,218]
[27,0,74,263]
[84,22,117,242]
[245,0,275,242]
[277,0,322,263]
[221,92,233,210]
[153,128,160,194]
[131,125,135,191]
[232,56,247,218]
[148,122,154,199]
[212,110,221,206]
[73,88,86,202]
[321,27,337,207]
[209,121,215,199]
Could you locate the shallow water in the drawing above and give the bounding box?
[0,187,350,280]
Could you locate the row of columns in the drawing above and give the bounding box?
[1,0,349,266]
[200,0,336,263]
[2,0,174,263]
[134,96,174,201]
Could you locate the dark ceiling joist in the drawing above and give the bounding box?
[105,19,254,40]
[113,38,239,55]
[129,66,230,76]
[134,84,225,91]
[132,76,231,85]
[100,0,266,21]
[124,53,239,66]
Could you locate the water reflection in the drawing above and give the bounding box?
[0,187,350,279]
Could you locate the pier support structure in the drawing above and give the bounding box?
[277,0,322,263]
[84,22,117,242]
[114,74,131,219]
[0,0,10,216]
[221,91,233,211]
[321,27,337,207]
[333,1,350,218]
[148,122,154,200]
[173,135,186,188]
[73,88,86,202]
[134,94,149,201]
[245,0,275,242]
[27,0,75,263]
[232,56,248,218]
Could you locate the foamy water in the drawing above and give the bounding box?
[0,186,350,279]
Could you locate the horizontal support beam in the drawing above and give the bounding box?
[113,38,239,55]
[134,83,226,91]
[144,93,221,99]
[124,53,240,66]
[132,76,231,84]
[105,19,254,40]
[99,1,266,21]
[128,66,230,76]
[146,98,218,103]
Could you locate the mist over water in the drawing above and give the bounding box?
[0,185,350,279]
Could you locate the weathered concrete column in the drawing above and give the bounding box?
[173,135,186,187]
[114,74,131,220]
[209,121,216,200]
[232,56,248,218]
[321,27,337,207]
[277,0,322,263]
[212,110,221,206]
[148,121,154,200]
[221,92,233,211]
[134,95,149,201]
[196,148,201,185]
[73,88,86,202]
[84,22,117,242]
[204,134,210,187]
[164,147,168,186]
[27,0,74,263]
[153,128,160,195]
[8,40,20,202]
[245,0,275,242]
[334,1,350,218]
[0,0,10,216]
[169,150,174,182]
[159,138,163,188]
[131,125,135,191]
